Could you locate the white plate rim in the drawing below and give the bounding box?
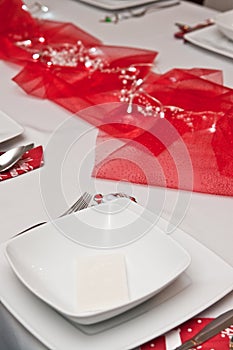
[184,25,233,60]
[0,110,24,143]
[78,0,168,11]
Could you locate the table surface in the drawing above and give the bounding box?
[0,1,233,349]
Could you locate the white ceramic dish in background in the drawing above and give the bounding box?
[0,110,24,143]
[78,0,167,11]
[5,198,191,325]
[1,221,233,350]
[215,9,233,41]
[184,25,233,59]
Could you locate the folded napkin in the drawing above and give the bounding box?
[141,317,233,349]
[0,145,44,181]
[1,0,233,196]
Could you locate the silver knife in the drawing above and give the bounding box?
[174,308,233,350]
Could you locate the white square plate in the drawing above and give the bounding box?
[5,199,191,325]
[0,110,24,143]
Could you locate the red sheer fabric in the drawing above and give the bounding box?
[0,0,233,195]
[92,69,233,195]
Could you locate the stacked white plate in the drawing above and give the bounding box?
[5,198,191,325]
[2,198,233,349]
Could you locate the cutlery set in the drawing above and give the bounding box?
[0,143,34,173]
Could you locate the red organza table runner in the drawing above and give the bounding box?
[1,0,233,195]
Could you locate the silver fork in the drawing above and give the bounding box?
[60,192,92,217]
[14,192,92,237]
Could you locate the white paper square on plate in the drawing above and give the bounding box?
[76,254,129,312]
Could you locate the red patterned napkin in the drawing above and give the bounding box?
[0,145,44,181]
[141,317,233,349]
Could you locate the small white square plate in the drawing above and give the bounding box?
[0,110,24,143]
[5,198,191,325]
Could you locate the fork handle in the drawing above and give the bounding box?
[14,222,46,237]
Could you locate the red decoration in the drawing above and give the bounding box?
[0,0,233,195]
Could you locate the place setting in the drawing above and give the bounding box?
[1,189,233,349]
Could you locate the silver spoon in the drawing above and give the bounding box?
[0,143,34,172]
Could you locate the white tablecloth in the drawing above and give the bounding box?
[0,1,233,349]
